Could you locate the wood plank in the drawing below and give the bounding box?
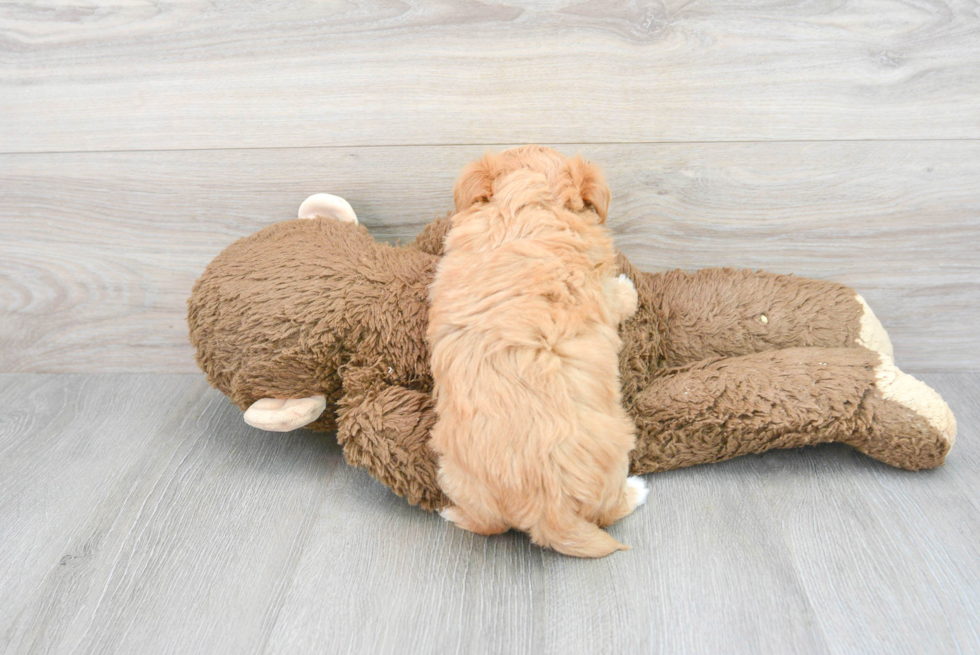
[2,141,977,373]
[262,466,544,655]
[262,374,978,655]
[0,374,190,645]
[537,466,830,654]
[261,459,830,655]
[744,372,980,654]
[1,373,977,653]
[1,376,343,655]
[2,1,979,153]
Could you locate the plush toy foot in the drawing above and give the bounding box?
[855,294,894,361]
[243,395,327,432]
[297,193,358,224]
[848,359,956,470]
[874,360,957,449]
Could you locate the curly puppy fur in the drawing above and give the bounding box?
[427,146,644,558]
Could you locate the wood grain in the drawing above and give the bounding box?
[745,372,980,655]
[0,374,345,655]
[1,1,979,153]
[2,142,977,373]
[0,375,191,646]
[535,467,830,654]
[1,373,977,654]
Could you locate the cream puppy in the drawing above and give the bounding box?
[427,146,646,558]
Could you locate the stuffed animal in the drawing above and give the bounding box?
[188,193,956,512]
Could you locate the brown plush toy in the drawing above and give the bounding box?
[188,187,956,512]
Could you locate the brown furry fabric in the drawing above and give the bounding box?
[188,216,953,511]
[628,346,947,472]
[189,217,436,421]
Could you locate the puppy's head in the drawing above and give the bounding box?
[453,146,610,224]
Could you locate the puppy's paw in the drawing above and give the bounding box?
[625,475,649,511]
[606,274,639,320]
[439,505,508,535]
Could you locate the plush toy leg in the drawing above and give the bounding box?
[336,365,448,511]
[855,294,894,361]
[297,193,358,224]
[410,212,454,255]
[243,395,327,431]
[634,267,891,366]
[861,359,956,462]
[628,347,955,474]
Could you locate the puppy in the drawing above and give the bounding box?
[427,146,647,558]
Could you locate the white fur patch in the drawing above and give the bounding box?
[875,360,957,447]
[297,193,358,224]
[855,294,894,361]
[243,395,327,432]
[626,475,649,508]
[606,274,638,320]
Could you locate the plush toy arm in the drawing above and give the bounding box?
[336,364,448,511]
[628,347,954,474]
[410,212,454,256]
[632,265,893,367]
[244,395,327,432]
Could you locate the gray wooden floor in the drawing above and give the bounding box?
[1,373,978,654]
[3,1,979,653]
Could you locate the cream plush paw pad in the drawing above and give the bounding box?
[875,361,957,447]
[855,294,894,361]
[297,193,358,224]
[244,395,327,432]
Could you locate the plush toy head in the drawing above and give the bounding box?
[187,198,439,434]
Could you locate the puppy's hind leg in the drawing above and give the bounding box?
[598,476,649,527]
[439,505,509,536]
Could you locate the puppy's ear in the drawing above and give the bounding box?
[563,156,610,223]
[454,153,501,212]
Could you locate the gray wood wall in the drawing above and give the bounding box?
[2,1,978,373]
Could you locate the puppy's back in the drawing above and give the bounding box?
[429,171,632,557]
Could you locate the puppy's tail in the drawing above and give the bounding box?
[529,508,628,559]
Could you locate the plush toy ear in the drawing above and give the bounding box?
[563,156,610,223]
[244,395,327,431]
[298,193,358,224]
[454,153,501,212]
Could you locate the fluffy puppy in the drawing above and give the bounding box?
[427,146,647,558]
